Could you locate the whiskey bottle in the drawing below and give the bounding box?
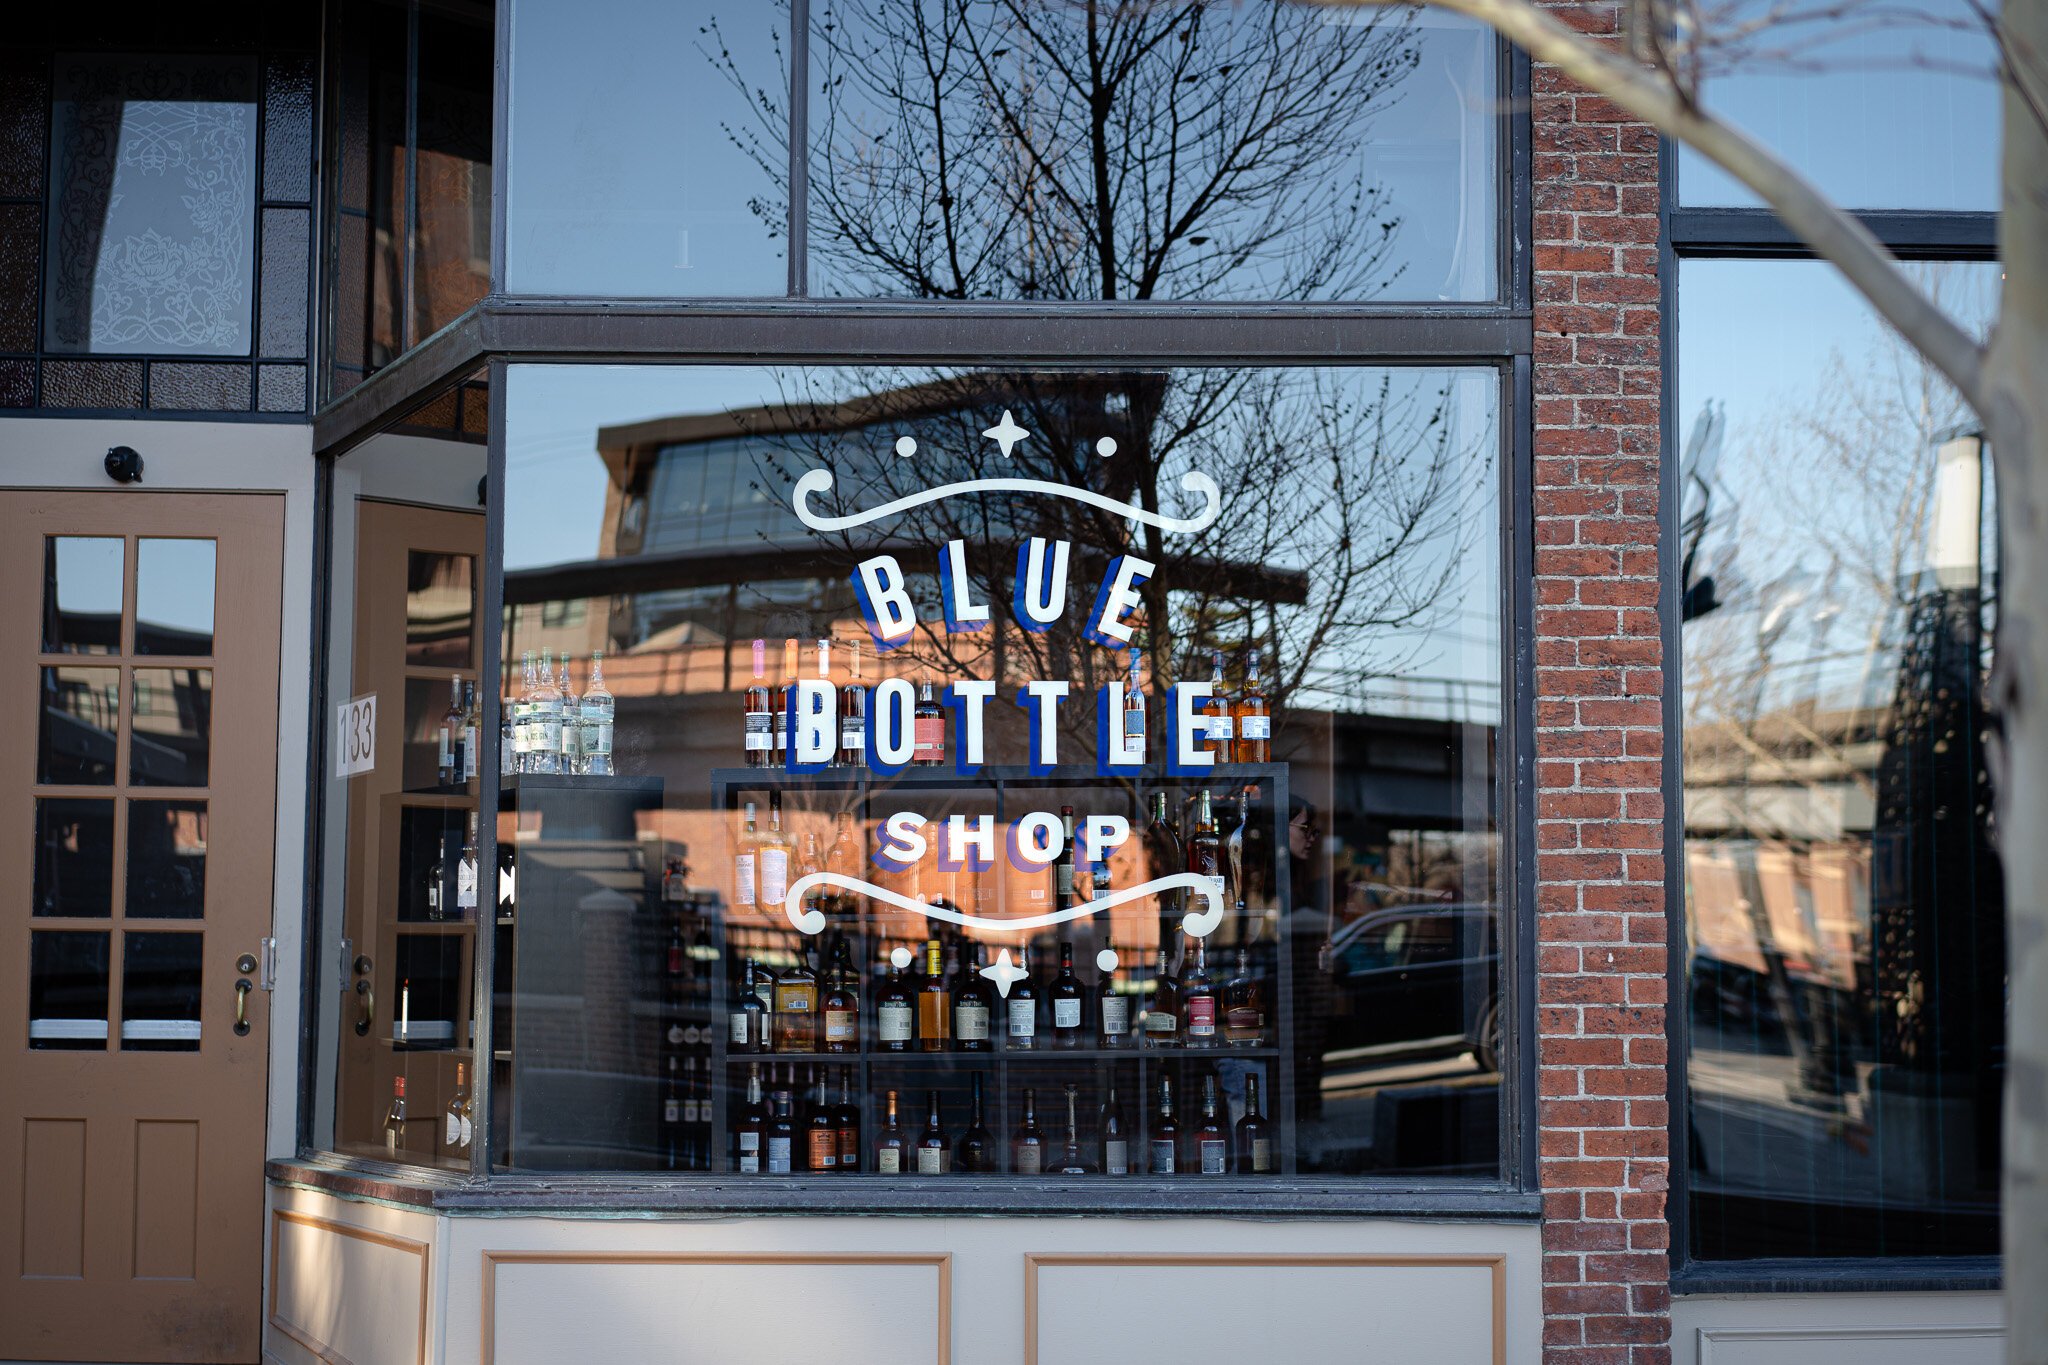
[383,1076,408,1157]
[877,951,915,1052]
[1099,1082,1129,1175]
[772,943,819,1054]
[1237,1073,1273,1175]
[1233,646,1270,762]
[953,940,994,1051]
[805,1067,838,1172]
[730,958,769,1053]
[1121,652,1147,762]
[766,1091,796,1173]
[734,800,761,910]
[1005,941,1038,1050]
[1181,936,1219,1049]
[1011,1086,1047,1174]
[580,651,614,776]
[1186,789,1223,893]
[1224,945,1266,1047]
[760,791,793,913]
[1050,941,1084,1049]
[444,1062,472,1152]
[916,1091,950,1174]
[1200,649,1233,757]
[1149,1075,1180,1175]
[1193,1073,1230,1174]
[912,677,946,766]
[874,1089,909,1174]
[916,939,950,1052]
[1096,933,1129,1047]
[821,940,860,1053]
[744,639,772,767]
[774,638,798,763]
[439,673,465,786]
[733,1064,767,1173]
[954,1071,994,1173]
[839,638,867,767]
[833,1068,861,1173]
[456,810,480,923]
[1052,1084,1095,1175]
[1144,944,1181,1049]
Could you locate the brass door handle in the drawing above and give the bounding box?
[354,979,375,1037]
[234,979,253,1036]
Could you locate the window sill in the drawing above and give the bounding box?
[1673,1256,2002,1296]
[268,1156,1541,1221]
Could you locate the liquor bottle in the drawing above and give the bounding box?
[456,810,480,923]
[916,939,950,1051]
[744,639,772,767]
[1225,786,1254,911]
[916,1091,950,1174]
[1099,1082,1129,1175]
[1096,933,1129,1047]
[529,648,562,774]
[809,638,834,766]
[753,958,776,1015]
[425,831,448,922]
[912,677,945,765]
[1121,652,1147,762]
[954,1071,994,1173]
[1237,1073,1273,1174]
[953,940,994,1051]
[834,1068,861,1173]
[821,940,860,1053]
[1005,941,1038,1050]
[730,958,769,1053]
[774,638,798,764]
[1200,649,1233,757]
[1150,1075,1180,1174]
[825,812,862,917]
[733,1064,767,1172]
[383,1076,407,1156]
[581,651,614,776]
[1012,1086,1047,1174]
[1055,806,1080,911]
[1186,789,1223,893]
[835,639,866,768]
[1050,941,1084,1049]
[663,855,689,905]
[444,1062,472,1152]
[1224,945,1266,1047]
[874,1089,909,1174]
[499,696,515,776]
[1052,1084,1095,1175]
[766,1091,796,1173]
[557,656,582,774]
[734,801,761,910]
[513,649,537,773]
[683,1056,702,1125]
[1193,1073,1230,1174]
[1181,936,1219,1049]
[1233,646,1270,762]
[439,673,465,786]
[663,1056,685,1128]
[773,943,819,1054]
[461,682,480,784]
[877,951,915,1052]
[797,830,826,927]
[1144,943,1182,1048]
[760,791,793,913]
[1144,791,1183,940]
[805,1067,838,1172]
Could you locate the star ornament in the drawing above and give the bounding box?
[982,409,1030,458]
[978,947,1031,998]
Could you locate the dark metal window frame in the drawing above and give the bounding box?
[292,7,1545,1220]
[1659,137,2003,1292]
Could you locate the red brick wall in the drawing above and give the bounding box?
[1529,5,1671,1360]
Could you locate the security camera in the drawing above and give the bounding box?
[104,446,144,484]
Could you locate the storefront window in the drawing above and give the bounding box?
[491,361,1503,1181]
[1679,259,2004,1257]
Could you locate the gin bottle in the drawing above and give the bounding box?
[556,656,582,774]
[580,651,615,775]
[512,650,538,773]
[529,649,562,774]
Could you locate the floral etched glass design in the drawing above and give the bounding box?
[42,55,258,356]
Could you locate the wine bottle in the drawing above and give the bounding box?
[1237,1073,1273,1175]
[1100,1082,1129,1175]
[383,1076,407,1156]
[954,1072,994,1173]
[805,1066,838,1172]
[775,638,798,763]
[461,680,480,783]
[1012,1086,1047,1174]
[953,939,994,1051]
[663,1056,683,1125]
[877,951,915,1052]
[734,800,761,910]
[1096,932,1129,1047]
[1193,1073,1230,1175]
[1144,943,1182,1049]
[766,1090,796,1173]
[733,1064,767,1173]
[839,638,868,767]
[744,639,772,766]
[444,1062,472,1151]
[1050,941,1084,1049]
[730,958,769,1053]
[1144,790,1184,944]
[916,939,950,1052]
[916,1090,950,1174]
[439,673,464,786]
[834,1068,862,1173]
[1005,941,1038,1050]
[821,940,860,1053]
[1055,806,1080,911]
[874,1089,909,1174]
[912,677,945,765]
[1053,1084,1095,1175]
[1150,1075,1180,1175]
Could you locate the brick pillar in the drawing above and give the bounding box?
[1529,6,1672,1360]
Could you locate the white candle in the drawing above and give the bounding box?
[399,980,410,1039]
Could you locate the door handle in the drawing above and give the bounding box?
[235,979,253,1036]
[352,954,375,1037]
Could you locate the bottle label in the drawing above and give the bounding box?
[1200,1139,1227,1174]
[1145,1010,1178,1035]
[729,1012,750,1044]
[438,727,452,767]
[878,1148,901,1174]
[745,712,771,750]
[1123,710,1146,759]
[1150,1139,1176,1174]
[1007,998,1036,1037]
[1186,996,1217,1037]
[759,849,789,905]
[459,1115,473,1146]
[665,1098,682,1123]
[734,853,757,906]
[1103,1140,1128,1174]
[581,718,611,757]
[1251,1138,1273,1172]
[838,1133,859,1169]
[808,1131,837,1170]
[1226,1005,1262,1039]
[1239,715,1271,740]
[913,716,943,758]
[879,1001,913,1042]
[841,720,864,750]
[1015,1144,1042,1175]
[457,859,478,909]
[739,1151,761,1173]
[1100,996,1130,1037]
[955,1002,989,1040]
[463,725,478,780]
[767,1137,792,1172]
[917,1147,946,1174]
[739,1131,760,1152]
[824,1008,856,1041]
[685,1099,701,1123]
[1054,998,1081,1029]
[1205,713,1234,741]
[445,1113,460,1146]
[1056,863,1073,898]
[775,987,815,1015]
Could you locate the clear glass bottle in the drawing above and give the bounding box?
[557,655,582,774]
[1052,1083,1094,1175]
[456,810,480,923]
[512,649,537,772]
[461,681,479,783]
[580,651,614,775]
[383,1076,408,1157]
[528,648,562,774]
[439,673,465,786]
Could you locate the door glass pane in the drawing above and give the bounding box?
[134,538,217,655]
[34,797,115,916]
[122,931,203,1051]
[406,550,475,666]
[39,664,120,784]
[42,536,125,654]
[127,799,209,919]
[28,929,109,1050]
[43,54,260,355]
[130,667,211,786]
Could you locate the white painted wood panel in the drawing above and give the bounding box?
[269,1209,429,1365]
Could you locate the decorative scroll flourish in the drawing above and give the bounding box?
[782,871,1226,939]
[790,466,1222,536]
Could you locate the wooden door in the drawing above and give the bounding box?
[0,491,283,1363]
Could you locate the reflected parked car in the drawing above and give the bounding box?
[1323,903,1499,1070]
